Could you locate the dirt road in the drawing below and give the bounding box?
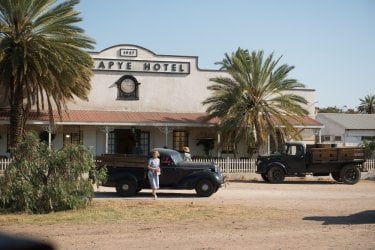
[2,179,375,249]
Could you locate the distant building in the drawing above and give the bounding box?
[316,113,375,146]
[0,45,322,158]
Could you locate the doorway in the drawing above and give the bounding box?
[115,129,137,154]
[114,129,149,155]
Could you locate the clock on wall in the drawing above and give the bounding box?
[120,78,136,94]
[117,75,139,100]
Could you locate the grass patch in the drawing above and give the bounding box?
[0,200,292,225]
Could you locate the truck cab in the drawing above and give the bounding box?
[256,143,307,183]
[281,143,306,173]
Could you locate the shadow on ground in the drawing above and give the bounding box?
[94,191,199,199]
[246,179,338,185]
[303,210,375,225]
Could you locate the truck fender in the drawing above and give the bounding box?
[266,162,287,173]
[113,172,139,184]
[179,171,219,189]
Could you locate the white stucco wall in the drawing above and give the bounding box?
[66,45,316,114]
[282,89,317,116]
[67,45,228,113]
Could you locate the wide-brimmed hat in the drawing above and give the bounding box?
[183,146,190,152]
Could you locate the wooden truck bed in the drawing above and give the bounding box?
[306,144,365,163]
[96,154,147,168]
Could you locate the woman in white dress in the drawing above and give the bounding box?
[147,150,161,199]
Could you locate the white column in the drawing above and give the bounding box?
[42,124,57,149]
[217,132,221,157]
[100,126,114,154]
[105,128,109,154]
[318,129,321,143]
[157,126,173,148]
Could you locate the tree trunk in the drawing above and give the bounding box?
[9,86,25,149]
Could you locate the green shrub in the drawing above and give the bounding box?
[360,140,375,158]
[0,132,106,214]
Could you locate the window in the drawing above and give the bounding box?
[63,131,83,146]
[108,131,115,153]
[286,145,303,157]
[362,136,375,141]
[321,135,331,142]
[173,130,188,151]
[6,132,10,152]
[334,136,342,142]
[139,131,150,155]
[221,134,235,154]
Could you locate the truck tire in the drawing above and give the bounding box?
[340,165,361,185]
[261,173,269,182]
[116,179,137,197]
[267,166,285,183]
[195,179,215,197]
[331,172,342,182]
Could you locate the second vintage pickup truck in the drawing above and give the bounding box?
[96,148,225,197]
[256,142,367,184]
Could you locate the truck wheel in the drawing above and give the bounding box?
[267,166,285,183]
[340,165,361,185]
[331,172,342,182]
[195,179,214,197]
[116,179,137,197]
[261,173,269,182]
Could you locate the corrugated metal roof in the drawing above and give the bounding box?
[0,110,322,127]
[316,113,375,130]
[0,110,218,126]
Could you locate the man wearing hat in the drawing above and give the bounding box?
[183,146,192,161]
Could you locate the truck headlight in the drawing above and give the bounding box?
[214,164,219,173]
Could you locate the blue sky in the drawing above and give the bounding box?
[75,0,375,109]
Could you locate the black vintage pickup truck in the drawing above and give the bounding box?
[256,142,366,184]
[96,148,225,197]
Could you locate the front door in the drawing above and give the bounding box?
[114,129,137,154]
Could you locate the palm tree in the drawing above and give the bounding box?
[358,94,375,114]
[0,0,94,148]
[203,48,308,155]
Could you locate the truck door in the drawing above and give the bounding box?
[284,144,306,174]
[158,154,180,186]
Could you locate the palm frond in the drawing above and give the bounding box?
[203,48,309,154]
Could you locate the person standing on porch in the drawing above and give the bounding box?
[183,147,192,161]
[147,150,161,199]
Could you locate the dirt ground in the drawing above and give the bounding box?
[2,178,375,250]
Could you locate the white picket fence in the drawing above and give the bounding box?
[192,158,375,173]
[0,157,375,174]
[193,158,257,173]
[0,158,12,174]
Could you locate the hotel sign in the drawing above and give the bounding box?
[93,58,190,74]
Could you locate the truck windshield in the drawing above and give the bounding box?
[282,144,303,156]
[281,144,289,155]
[169,151,184,164]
